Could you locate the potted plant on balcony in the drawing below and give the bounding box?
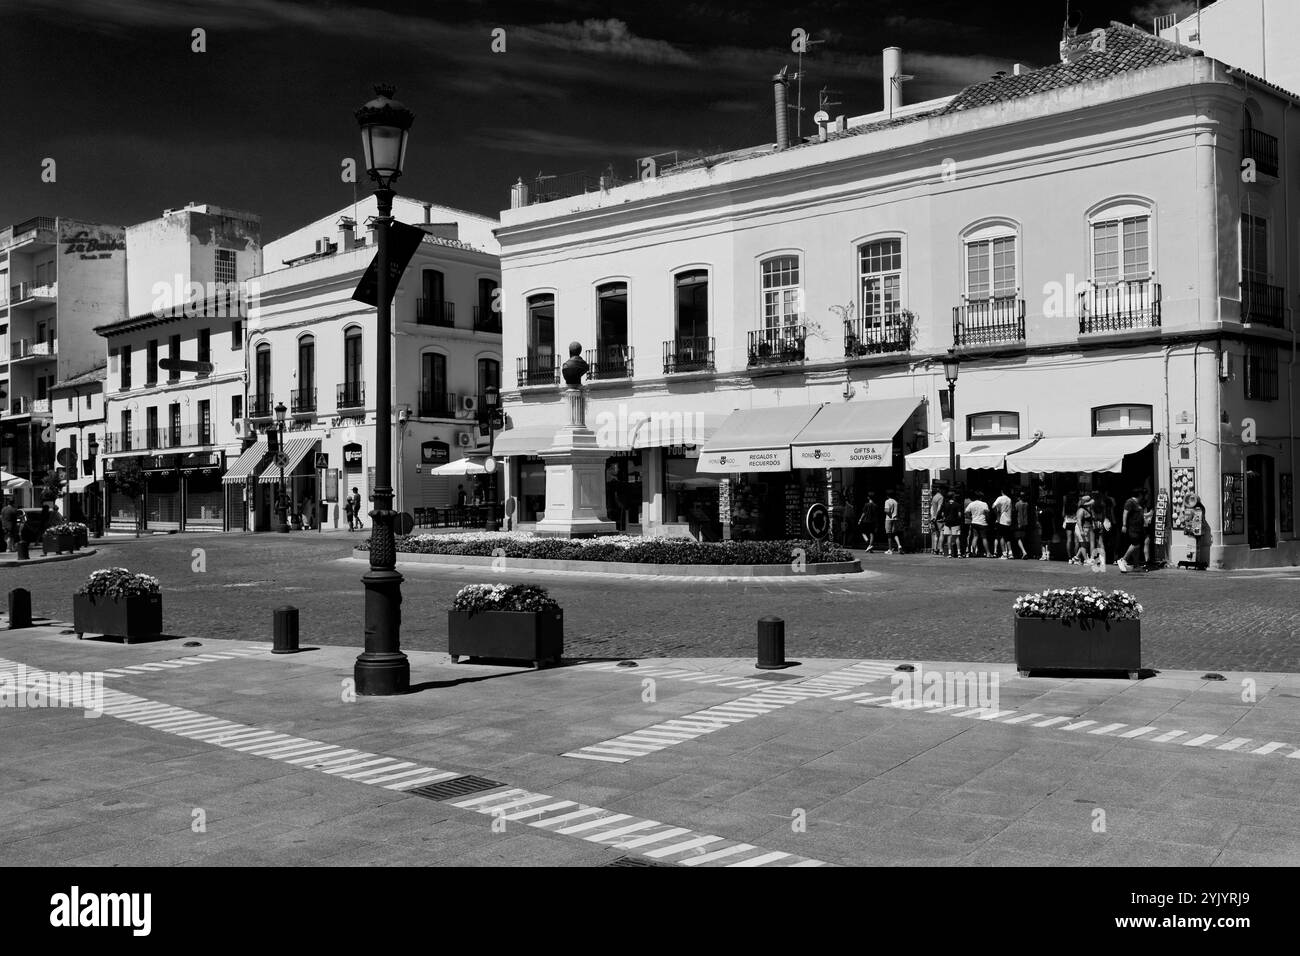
[73,567,164,644]
[448,583,563,668]
[1013,586,1143,679]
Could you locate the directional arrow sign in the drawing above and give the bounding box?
[158,358,216,374]
[351,220,427,307]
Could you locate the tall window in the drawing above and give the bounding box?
[1245,345,1279,401]
[168,334,181,382]
[1242,214,1269,283]
[198,328,211,365]
[231,319,242,349]
[231,394,242,423]
[215,248,236,285]
[146,339,158,386]
[675,270,708,341]
[146,407,158,446]
[596,282,629,364]
[859,240,902,328]
[420,269,446,325]
[120,345,132,390]
[1092,216,1150,283]
[760,257,800,329]
[254,343,271,407]
[477,357,500,398]
[169,402,181,445]
[966,236,1016,300]
[198,399,212,444]
[527,294,555,358]
[478,278,500,330]
[297,335,315,411]
[121,410,132,451]
[343,328,362,387]
[421,352,447,413]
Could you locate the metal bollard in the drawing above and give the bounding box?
[756,616,786,670]
[16,541,29,561]
[8,589,33,630]
[272,605,300,654]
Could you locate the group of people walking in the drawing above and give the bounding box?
[840,485,1159,572]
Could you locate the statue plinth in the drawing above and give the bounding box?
[534,385,616,537]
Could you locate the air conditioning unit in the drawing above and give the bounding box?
[1218,352,1233,381]
[460,395,478,414]
[456,432,473,447]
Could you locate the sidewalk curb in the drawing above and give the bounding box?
[0,547,99,569]
[351,548,863,577]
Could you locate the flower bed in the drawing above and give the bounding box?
[452,584,560,614]
[77,567,162,600]
[74,567,163,644]
[1013,587,1143,623]
[362,531,853,566]
[449,584,563,667]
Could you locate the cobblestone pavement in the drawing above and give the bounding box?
[5,532,1299,672]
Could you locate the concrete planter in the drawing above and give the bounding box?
[448,609,563,668]
[1014,616,1141,679]
[74,592,164,644]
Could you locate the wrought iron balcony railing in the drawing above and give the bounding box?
[1077,280,1162,333]
[1242,128,1280,178]
[953,296,1026,346]
[843,317,911,356]
[337,381,366,410]
[248,394,274,419]
[516,353,559,387]
[473,305,502,334]
[291,387,317,414]
[748,325,806,367]
[586,345,633,380]
[1240,279,1286,328]
[418,391,455,417]
[663,336,715,374]
[416,298,455,327]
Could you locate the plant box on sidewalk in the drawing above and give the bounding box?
[74,593,163,644]
[448,609,563,668]
[1014,617,1141,679]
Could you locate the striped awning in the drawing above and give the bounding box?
[259,437,319,483]
[222,440,270,484]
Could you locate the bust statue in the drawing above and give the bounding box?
[560,341,588,387]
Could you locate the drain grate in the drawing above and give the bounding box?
[752,671,802,681]
[409,775,503,801]
[605,856,675,867]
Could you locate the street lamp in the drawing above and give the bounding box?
[274,401,289,533]
[86,435,102,538]
[483,385,500,531]
[942,348,960,492]
[353,84,414,696]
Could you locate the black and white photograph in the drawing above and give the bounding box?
[0,0,1292,927]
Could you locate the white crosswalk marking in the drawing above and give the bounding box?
[1183,734,1218,747]
[1251,741,1288,755]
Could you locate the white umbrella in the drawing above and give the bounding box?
[1,471,31,490]
[428,457,489,476]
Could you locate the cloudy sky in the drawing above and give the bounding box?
[0,0,1196,239]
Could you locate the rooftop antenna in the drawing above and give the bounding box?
[792,34,826,142]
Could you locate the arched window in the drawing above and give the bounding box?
[340,327,363,409]
[419,269,451,326]
[967,411,1020,440]
[760,256,800,329]
[295,334,315,413]
[420,351,448,417]
[595,282,629,377]
[858,240,902,330]
[963,223,1017,302]
[1092,404,1153,436]
[477,357,500,399]
[253,342,271,417]
[674,270,708,341]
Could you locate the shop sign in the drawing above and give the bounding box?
[1154,490,1168,545]
[420,441,450,467]
[144,455,177,473]
[699,448,790,473]
[342,443,363,469]
[792,442,892,469]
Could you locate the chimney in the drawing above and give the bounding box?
[510,178,529,209]
[883,47,903,115]
[337,216,356,251]
[772,69,790,150]
[1013,63,1024,76]
[422,202,432,224]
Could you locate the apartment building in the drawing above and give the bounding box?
[1158,0,1300,96]
[496,23,1299,568]
[237,195,500,530]
[96,203,262,531]
[0,216,125,504]
[50,364,106,522]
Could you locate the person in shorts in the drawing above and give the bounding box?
[858,492,878,553]
[883,490,902,553]
[931,486,946,555]
[965,492,990,557]
[991,489,1013,558]
[1036,500,1054,560]
[1072,495,1094,564]
[1012,491,1031,559]
[942,493,964,557]
[1118,488,1145,572]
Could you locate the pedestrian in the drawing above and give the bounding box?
[965,491,991,557]
[457,484,467,508]
[1,496,16,552]
[1071,495,1094,564]
[1142,491,1156,566]
[1012,491,1031,559]
[883,489,902,553]
[1062,494,1077,558]
[858,492,878,553]
[841,497,858,549]
[942,492,964,557]
[961,494,973,557]
[1036,499,1054,560]
[992,488,1013,559]
[1090,493,1109,566]
[350,487,364,531]
[1118,487,1145,573]
[930,485,945,555]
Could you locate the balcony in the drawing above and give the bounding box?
[844,317,912,356]
[31,398,50,415]
[1078,281,1161,333]
[662,336,715,374]
[2,217,56,250]
[418,390,455,418]
[337,381,366,411]
[291,387,317,415]
[6,396,31,416]
[8,282,57,306]
[585,345,634,380]
[748,325,806,368]
[953,296,1026,346]
[516,353,558,387]
[416,298,455,327]
[472,305,502,334]
[9,338,57,362]
[1240,279,1286,328]
[248,394,274,420]
[1242,128,1280,179]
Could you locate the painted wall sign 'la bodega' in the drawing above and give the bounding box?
[62,230,126,259]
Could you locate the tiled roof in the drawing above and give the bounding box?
[52,365,107,390]
[942,22,1201,114]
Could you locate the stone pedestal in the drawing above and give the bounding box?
[534,387,616,537]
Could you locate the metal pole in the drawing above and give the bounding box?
[947,382,957,490]
[354,187,409,696]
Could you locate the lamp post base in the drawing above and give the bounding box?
[354,651,411,695]
[275,510,290,534]
[355,565,409,695]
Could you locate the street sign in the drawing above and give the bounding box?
[157,358,216,374]
[275,451,290,468]
[351,220,427,307]
[314,452,329,470]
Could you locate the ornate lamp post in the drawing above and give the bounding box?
[483,385,500,531]
[274,401,290,533]
[943,349,960,491]
[353,84,414,696]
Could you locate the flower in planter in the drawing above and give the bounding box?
[452,583,560,614]
[49,522,88,536]
[1013,586,1142,623]
[77,568,162,600]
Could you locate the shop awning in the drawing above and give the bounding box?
[905,439,1038,472]
[698,404,824,473]
[492,425,560,458]
[630,412,727,449]
[789,396,922,469]
[222,440,269,483]
[1004,435,1156,475]
[259,437,319,483]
